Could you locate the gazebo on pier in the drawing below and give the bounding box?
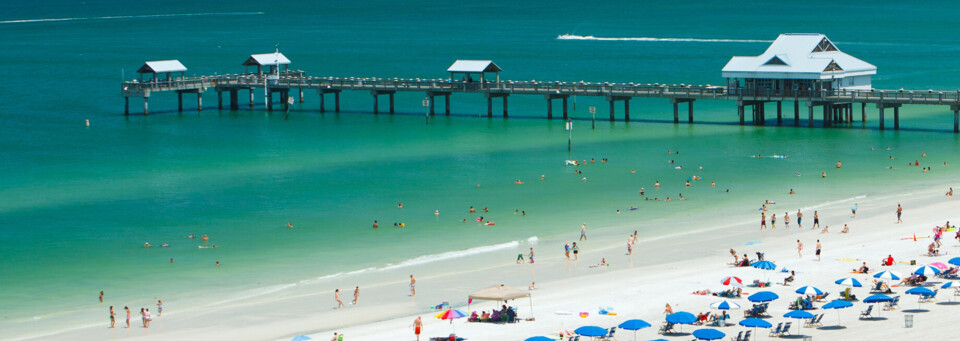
[722,33,876,96]
[137,60,187,83]
[243,52,291,75]
[447,60,501,83]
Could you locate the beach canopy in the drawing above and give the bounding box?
[739,318,772,328]
[873,271,901,281]
[574,326,608,337]
[469,284,530,301]
[666,311,697,324]
[822,299,853,310]
[948,257,960,266]
[710,300,741,310]
[748,291,779,302]
[721,276,742,285]
[795,286,823,296]
[524,337,555,341]
[863,294,894,303]
[835,278,863,287]
[692,328,725,340]
[618,319,652,330]
[913,265,941,277]
[751,261,776,270]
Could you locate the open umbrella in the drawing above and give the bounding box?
[739,317,772,336]
[913,265,941,277]
[435,308,467,333]
[942,281,960,302]
[863,294,894,318]
[575,326,607,339]
[618,319,651,340]
[666,311,697,333]
[873,271,901,281]
[796,286,824,296]
[784,310,815,336]
[721,276,742,286]
[751,261,776,282]
[524,337,555,341]
[710,300,741,310]
[692,328,725,340]
[930,262,949,271]
[949,257,960,266]
[834,278,863,287]
[905,287,936,311]
[822,299,853,327]
[291,336,312,341]
[748,291,779,303]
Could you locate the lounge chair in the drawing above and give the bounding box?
[884,296,900,311]
[841,288,858,301]
[804,314,824,328]
[768,322,783,337]
[743,330,752,341]
[814,292,829,302]
[780,322,792,336]
[658,322,675,335]
[920,289,938,303]
[859,305,874,319]
[869,281,882,293]
[605,327,616,340]
[731,331,743,341]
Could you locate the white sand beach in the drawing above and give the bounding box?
[28,182,960,341]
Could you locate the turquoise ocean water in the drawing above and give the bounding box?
[2,0,960,337]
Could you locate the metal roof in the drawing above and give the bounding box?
[447,60,502,73]
[721,34,876,80]
[137,60,187,74]
[242,52,291,67]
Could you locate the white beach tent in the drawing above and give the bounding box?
[468,284,534,319]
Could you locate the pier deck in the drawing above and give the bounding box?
[121,73,960,132]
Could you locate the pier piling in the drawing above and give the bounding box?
[777,101,782,126]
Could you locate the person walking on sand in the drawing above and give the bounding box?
[99,290,103,303]
[852,203,857,218]
[109,306,115,328]
[353,286,359,305]
[572,242,579,260]
[633,230,638,244]
[409,275,416,296]
[335,289,344,308]
[784,212,790,229]
[771,213,777,229]
[896,204,903,223]
[627,235,634,255]
[124,306,130,328]
[797,209,803,229]
[816,240,822,261]
[760,212,766,230]
[528,248,535,264]
[564,242,570,259]
[797,240,803,258]
[144,308,151,328]
[813,211,820,229]
[580,223,587,241]
[156,299,162,317]
[413,316,423,341]
[140,308,145,328]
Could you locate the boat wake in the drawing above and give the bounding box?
[0,12,265,24]
[556,34,771,43]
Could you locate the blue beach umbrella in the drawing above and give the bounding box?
[666,311,697,324]
[739,317,772,336]
[795,286,824,296]
[525,337,555,341]
[948,257,960,266]
[941,281,960,289]
[692,328,725,340]
[748,291,779,303]
[913,265,941,277]
[710,300,741,310]
[751,261,776,270]
[863,294,894,303]
[906,286,936,310]
[291,336,311,341]
[575,326,607,337]
[618,319,651,340]
[783,310,815,336]
[834,278,863,287]
[822,299,853,327]
[873,271,901,281]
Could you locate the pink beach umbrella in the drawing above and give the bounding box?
[721,276,742,286]
[930,262,949,271]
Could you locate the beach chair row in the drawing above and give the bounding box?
[768,322,792,337]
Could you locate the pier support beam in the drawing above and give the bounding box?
[178,92,183,112]
[776,101,782,126]
[197,92,203,112]
[606,96,630,122]
[670,98,695,124]
[894,106,900,130]
[143,97,149,115]
[952,104,960,133]
[249,89,255,110]
[229,90,239,110]
[299,88,304,103]
[794,101,800,126]
[370,90,396,115]
[862,103,866,123]
[446,94,451,115]
[426,92,452,116]
[218,91,223,110]
[879,106,885,130]
[335,92,340,113]
[876,103,901,131]
[267,91,273,111]
[545,94,570,120]
[485,93,508,118]
[737,104,744,125]
[124,97,129,115]
[808,103,815,127]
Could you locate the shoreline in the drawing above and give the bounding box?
[18,179,960,340]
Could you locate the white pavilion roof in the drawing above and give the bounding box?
[447,60,502,73]
[243,52,291,67]
[722,34,876,80]
[137,60,187,74]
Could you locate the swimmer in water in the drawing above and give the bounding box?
[144,242,151,247]
[161,243,169,247]
[398,203,403,209]
[201,235,209,242]
[836,161,842,168]
[287,222,293,228]
[434,210,439,215]
[655,181,660,188]
[188,234,195,239]
[515,179,524,184]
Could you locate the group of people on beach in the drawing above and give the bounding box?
[106,294,162,329]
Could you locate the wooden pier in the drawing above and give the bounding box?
[121,73,960,132]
